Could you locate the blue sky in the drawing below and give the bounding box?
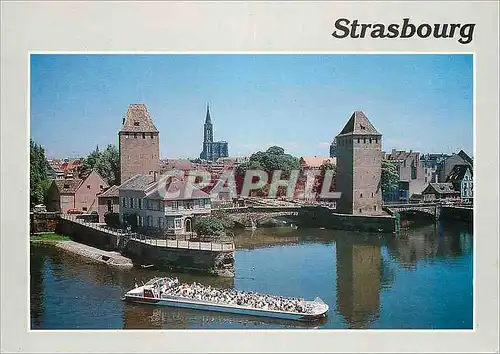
[30,54,473,159]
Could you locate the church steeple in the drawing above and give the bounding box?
[205,103,212,124]
[203,103,213,143]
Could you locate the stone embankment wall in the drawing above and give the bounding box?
[297,207,396,233]
[440,206,473,224]
[56,219,119,250]
[55,241,133,269]
[56,218,235,277]
[124,240,234,277]
[30,212,59,234]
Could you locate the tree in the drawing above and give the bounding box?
[104,212,120,228]
[194,217,227,237]
[95,145,120,186]
[82,144,120,185]
[235,146,300,197]
[30,139,50,207]
[82,146,101,173]
[381,160,399,197]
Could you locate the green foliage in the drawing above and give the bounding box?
[381,160,400,195]
[194,217,227,237]
[236,145,300,176]
[123,213,138,230]
[30,233,70,243]
[104,212,120,228]
[30,139,50,207]
[82,144,120,185]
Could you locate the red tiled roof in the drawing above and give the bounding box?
[146,178,211,201]
[98,185,119,198]
[54,179,83,194]
[337,111,381,136]
[120,104,158,133]
[300,156,336,168]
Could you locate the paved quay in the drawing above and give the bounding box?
[55,240,134,269]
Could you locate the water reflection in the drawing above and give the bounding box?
[30,221,473,330]
[123,304,327,330]
[385,223,473,269]
[335,239,382,328]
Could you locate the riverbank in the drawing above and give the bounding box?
[55,241,134,269]
[30,233,134,269]
[30,233,70,245]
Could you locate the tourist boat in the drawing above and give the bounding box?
[123,277,329,322]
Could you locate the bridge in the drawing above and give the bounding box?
[211,205,302,227]
[382,203,441,219]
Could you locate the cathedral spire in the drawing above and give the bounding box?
[205,103,212,124]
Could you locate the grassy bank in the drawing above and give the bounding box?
[30,233,71,244]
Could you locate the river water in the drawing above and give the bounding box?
[30,221,473,330]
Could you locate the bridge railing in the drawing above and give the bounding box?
[60,214,235,251]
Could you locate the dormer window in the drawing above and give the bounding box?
[134,121,140,126]
[63,184,70,189]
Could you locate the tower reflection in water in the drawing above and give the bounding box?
[335,237,383,329]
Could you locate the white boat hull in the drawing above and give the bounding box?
[124,288,328,322]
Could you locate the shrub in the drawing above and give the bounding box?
[104,212,120,228]
[194,217,227,237]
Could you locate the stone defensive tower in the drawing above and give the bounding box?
[335,111,382,215]
[119,104,160,184]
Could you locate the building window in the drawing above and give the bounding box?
[369,138,372,143]
[107,199,112,212]
[122,197,126,207]
[99,185,103,190]
[138,198,142,209]
[411,166,417,179]
[142,133,146,139]
[150,133,154,139]
[159,217,164,229]
[374,205,377,211]
[134,121,139,126]
[134,133,137,138]
[174,219,182,229]
[172,201,178,210]
[371,192,374,197]
[360,193,363,198]
[363,138,366,143]
[125,134,129,139]
[359,208,362,213]
[64,184,70,189]
[82,207,87,211]
[357,138,360,143]
[147,216,153,227]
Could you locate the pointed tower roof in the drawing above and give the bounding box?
[120,104,158,133]
[337,111,381,137]
[205,104,212,124]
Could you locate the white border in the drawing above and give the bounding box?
[2,1,498,353]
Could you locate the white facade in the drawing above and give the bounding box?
[119,193,211,234]
[460,169,473,201]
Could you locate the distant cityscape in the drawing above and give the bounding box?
[42,103,473,234]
